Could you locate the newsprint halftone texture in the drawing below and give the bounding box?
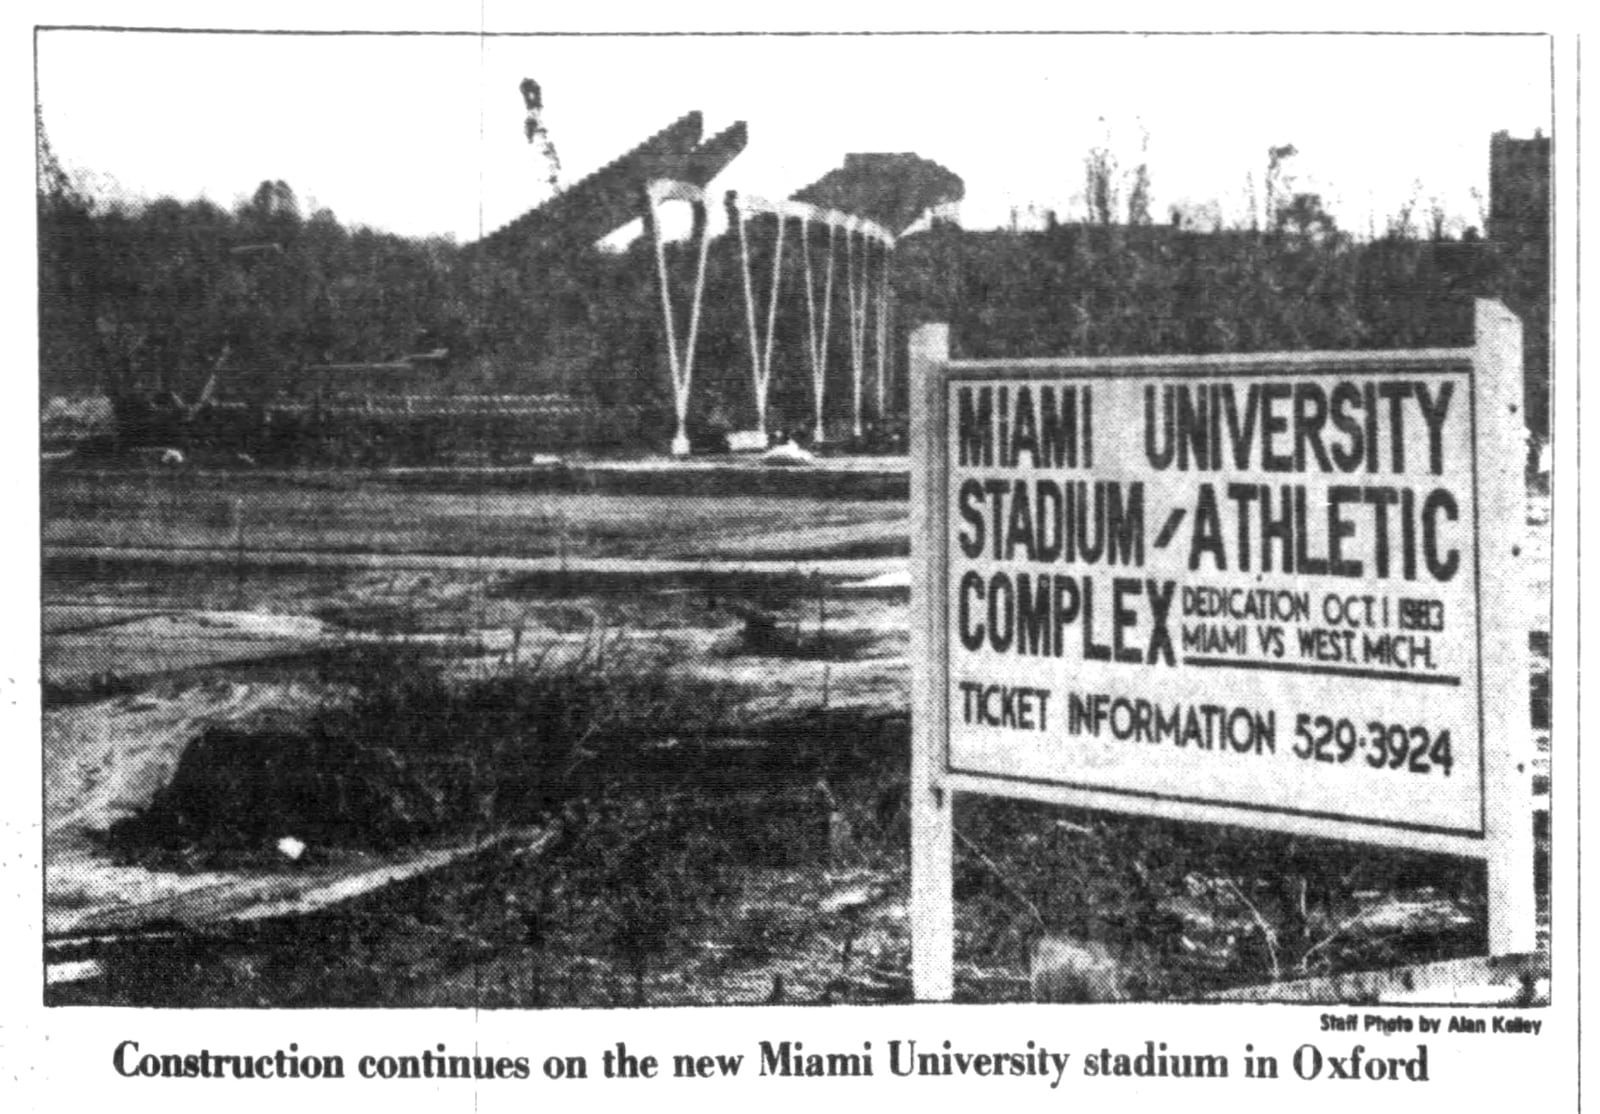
[38,28,1551,1009]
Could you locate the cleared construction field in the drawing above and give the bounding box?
[42,467,909,559]
[40,466,1550,1007]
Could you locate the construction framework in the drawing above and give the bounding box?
[476,106,943,456]
[721,192,896,451]
[644,179,716,457]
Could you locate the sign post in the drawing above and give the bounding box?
[1473,299,1537,957]
[910,323,954,1002]
[909,301,1535,1002]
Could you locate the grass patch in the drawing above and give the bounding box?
[55,705,1510,1007]
[56,737,903,1008]
[104,639,743,864]
[951,796,1488,998]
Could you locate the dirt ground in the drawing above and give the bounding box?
[40,468,1552,1006]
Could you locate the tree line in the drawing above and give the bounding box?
[37,130,1549,457]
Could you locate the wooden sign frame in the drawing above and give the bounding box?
[908,300,1535,1001]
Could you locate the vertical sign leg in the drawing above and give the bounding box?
[1475,298,1537,957]
[909,324,954,1001]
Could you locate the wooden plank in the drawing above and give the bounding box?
[909,323,954,1002]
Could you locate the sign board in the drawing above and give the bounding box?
[909,301,1534,1001]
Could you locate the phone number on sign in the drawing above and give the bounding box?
[1292,713,1454,776]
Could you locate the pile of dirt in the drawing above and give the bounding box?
[104,644,741,863]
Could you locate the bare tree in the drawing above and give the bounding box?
[1264,143,1298,231]
[1084,143,1119,226]
[1126,163,1152,226]
[1426,195,1449,241]
[1126,128,1153,226]
[1386,179,1423,240]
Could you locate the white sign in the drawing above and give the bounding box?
[909,301,1534,1000]
[945,361,1483,834]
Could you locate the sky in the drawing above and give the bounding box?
[35,30,1553,244]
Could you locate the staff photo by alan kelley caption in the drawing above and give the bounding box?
[19,19,1578,1111]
